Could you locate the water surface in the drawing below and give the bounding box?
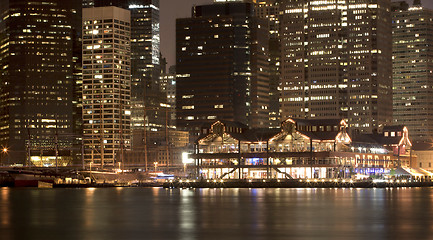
[1,187,432,240]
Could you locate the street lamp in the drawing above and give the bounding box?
[88,162,95,184]
[1,147,7,166]
[182,152,193,176]
[154,161,158,172]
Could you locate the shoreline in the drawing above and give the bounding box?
[0,180,433,189]
[163,179,433,189]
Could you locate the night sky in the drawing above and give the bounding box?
[160,0,213,68]
[160,0,433,68]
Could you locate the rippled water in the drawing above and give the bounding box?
[1,187,433,240]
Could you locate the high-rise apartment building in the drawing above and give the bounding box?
[393,1,433,142]
[278,0,393,134]
[92,0,164,151]
[82,6,131,167]
[160,66,176,127]
[72,9,84,167]
[256,0,280,128]
[176,2,270,135]
[0,0,81,165]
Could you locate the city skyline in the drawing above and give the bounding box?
[0,0,432,167]
[2,2,433,238]
[160,0,433,68]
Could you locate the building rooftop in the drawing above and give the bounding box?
[197,119,412,148]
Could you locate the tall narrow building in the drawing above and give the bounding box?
[176,2,270,136]
[160,65,177,128]
[393,1,433,142]
[72,2,84,167]
[278,0,393,134]
[92,0,164,151]
[0,0,81,165]
[256,0,280,128]
[82,6,131,167]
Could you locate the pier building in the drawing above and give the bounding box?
[193,119,413,179]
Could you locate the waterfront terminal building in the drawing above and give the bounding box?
[192,119,414,179]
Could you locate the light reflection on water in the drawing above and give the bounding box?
[0,187,432,240]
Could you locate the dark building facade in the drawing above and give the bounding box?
[0,0,81,165]
[278,0,393,134]
[392,1,433,143]
[176,2,270,138]
[256,0,280,128]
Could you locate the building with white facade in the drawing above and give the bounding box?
[82,6,131,167]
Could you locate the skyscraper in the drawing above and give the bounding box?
[176,2,270,135]
[0,0,81,165]
[278,0,393,134]
[392,1,433,142]
[72,2,84,167]
[160,65,177,127]
[92,0,164,151]
[82,6,131,167]
[256,0,280,128]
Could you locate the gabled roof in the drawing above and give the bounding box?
[252,128,281,141]
[351,125,411,147]
[412,142,433,151]
[297,130,339,141]
[352,134,379,144]
[197,121,280,143]
[383,125,405,132]
[215,120,249,130]
[378,135,402,145]
[351,134,384,148]
[197,119,342,144]
[196,120,411,148]
[291,118,342,127]
[227,128,282,142]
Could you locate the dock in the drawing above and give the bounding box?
[163,179,433,189]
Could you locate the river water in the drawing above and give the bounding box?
[0,187,432,240]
